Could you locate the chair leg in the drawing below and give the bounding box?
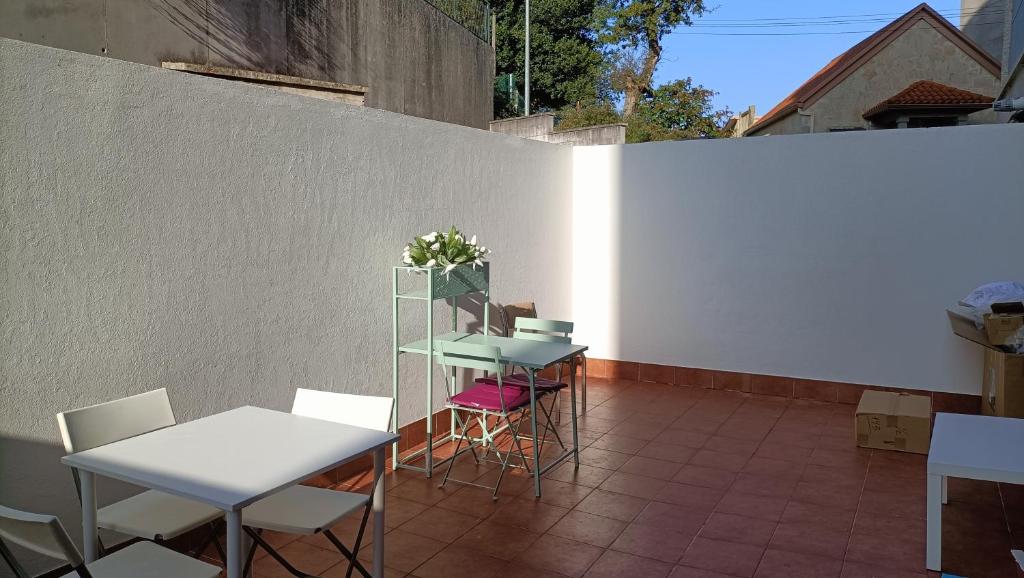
[323,530,372,578]
[191,521,225,563]
[0,538,31,578]
[243,526,317,578]
[342,479,378,578]
[441,411,475,488]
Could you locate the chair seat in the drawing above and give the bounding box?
[243,485,369,535]
[475,373,567,392]
[449,383,533,412]
[98,490,222,540]
[62,540,221,578]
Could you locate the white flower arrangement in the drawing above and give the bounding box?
[402,226,490,275]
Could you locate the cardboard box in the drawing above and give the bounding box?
[983,312,1024,346]
[855,390,931,454]
[982,348,1024,418]
[948,308,1024,418]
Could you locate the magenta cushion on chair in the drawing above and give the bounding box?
[475,373,567,392]
[450,383,533,412]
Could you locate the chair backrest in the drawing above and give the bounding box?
[0,506,83,570]
[291,389,395,432]
[435,341,504,377]
[500,302,537,337]
[514,317,574,344]
[56,389,176,454]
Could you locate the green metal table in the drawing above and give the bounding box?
[402,332,586,497]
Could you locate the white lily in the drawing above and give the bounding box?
[442,263,457,275]
[430,242,440,251]
[470,235,477,245]
[421,232,438,242]
[424,259,436,268]
[474,259,483,268]
[403,255,413,264]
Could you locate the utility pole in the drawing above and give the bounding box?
[524,0,530,116]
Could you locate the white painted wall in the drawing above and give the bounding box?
[0,38,571,573]
[573,125,1024,395]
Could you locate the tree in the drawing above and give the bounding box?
[492,0,606,116]
[557,78,730,143]
[598,0,708,118]
[630,78,731,141]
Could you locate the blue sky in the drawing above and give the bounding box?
[654,1,964,117]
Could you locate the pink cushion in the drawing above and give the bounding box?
[450,383,532,412]
[475,373,567,392]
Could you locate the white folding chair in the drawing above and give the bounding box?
[55,390,224,561]
[0,505,219,578]
[240,389,394,578]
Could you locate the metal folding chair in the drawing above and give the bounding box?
[437,341,536,499]
[56,390,225,564]
[497,302,588,412]
[240,389,394,578]
[0,504,219,578]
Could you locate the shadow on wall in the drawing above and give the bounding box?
[0,436,142,575]
[152,0,336,78]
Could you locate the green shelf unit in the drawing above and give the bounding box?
[392,263,490,475]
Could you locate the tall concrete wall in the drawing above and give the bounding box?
[0,0,495,128]
[0,38,564,574]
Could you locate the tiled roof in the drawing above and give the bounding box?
[744,3,1000,135]
[862,80,994,118]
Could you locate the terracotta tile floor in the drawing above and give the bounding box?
[228,378,1022,578]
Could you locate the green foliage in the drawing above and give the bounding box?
[630,78,731,141]
[492,0,607,116]
[403,227,490,271]
[556,78,730,143]
[557,101,622,130]
[597,0,709,50]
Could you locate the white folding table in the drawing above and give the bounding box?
[61,406,399,578]
[927,412,1024,571]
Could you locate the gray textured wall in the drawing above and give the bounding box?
[0,38,565,574]
[0,0,495,128]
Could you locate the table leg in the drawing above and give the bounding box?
[226,510,242,578]
[926,473,942,571]
[79,471,97,563]
[581,355,587,414]
[529,369,542,498]
[570,364,580,469]
[373,447,385,578]
[941,475,948,505]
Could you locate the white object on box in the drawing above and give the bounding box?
[959,281,1024,311]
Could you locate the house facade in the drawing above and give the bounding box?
[746,4,1001,136]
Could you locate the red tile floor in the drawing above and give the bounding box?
[226,378,1023,578]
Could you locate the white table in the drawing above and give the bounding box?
[927,412,1024,571]
[425,332,588,497]
[61,406,399,578]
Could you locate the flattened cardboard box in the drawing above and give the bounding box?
[855,390,931,454]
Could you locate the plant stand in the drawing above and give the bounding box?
[391,263,489,475]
